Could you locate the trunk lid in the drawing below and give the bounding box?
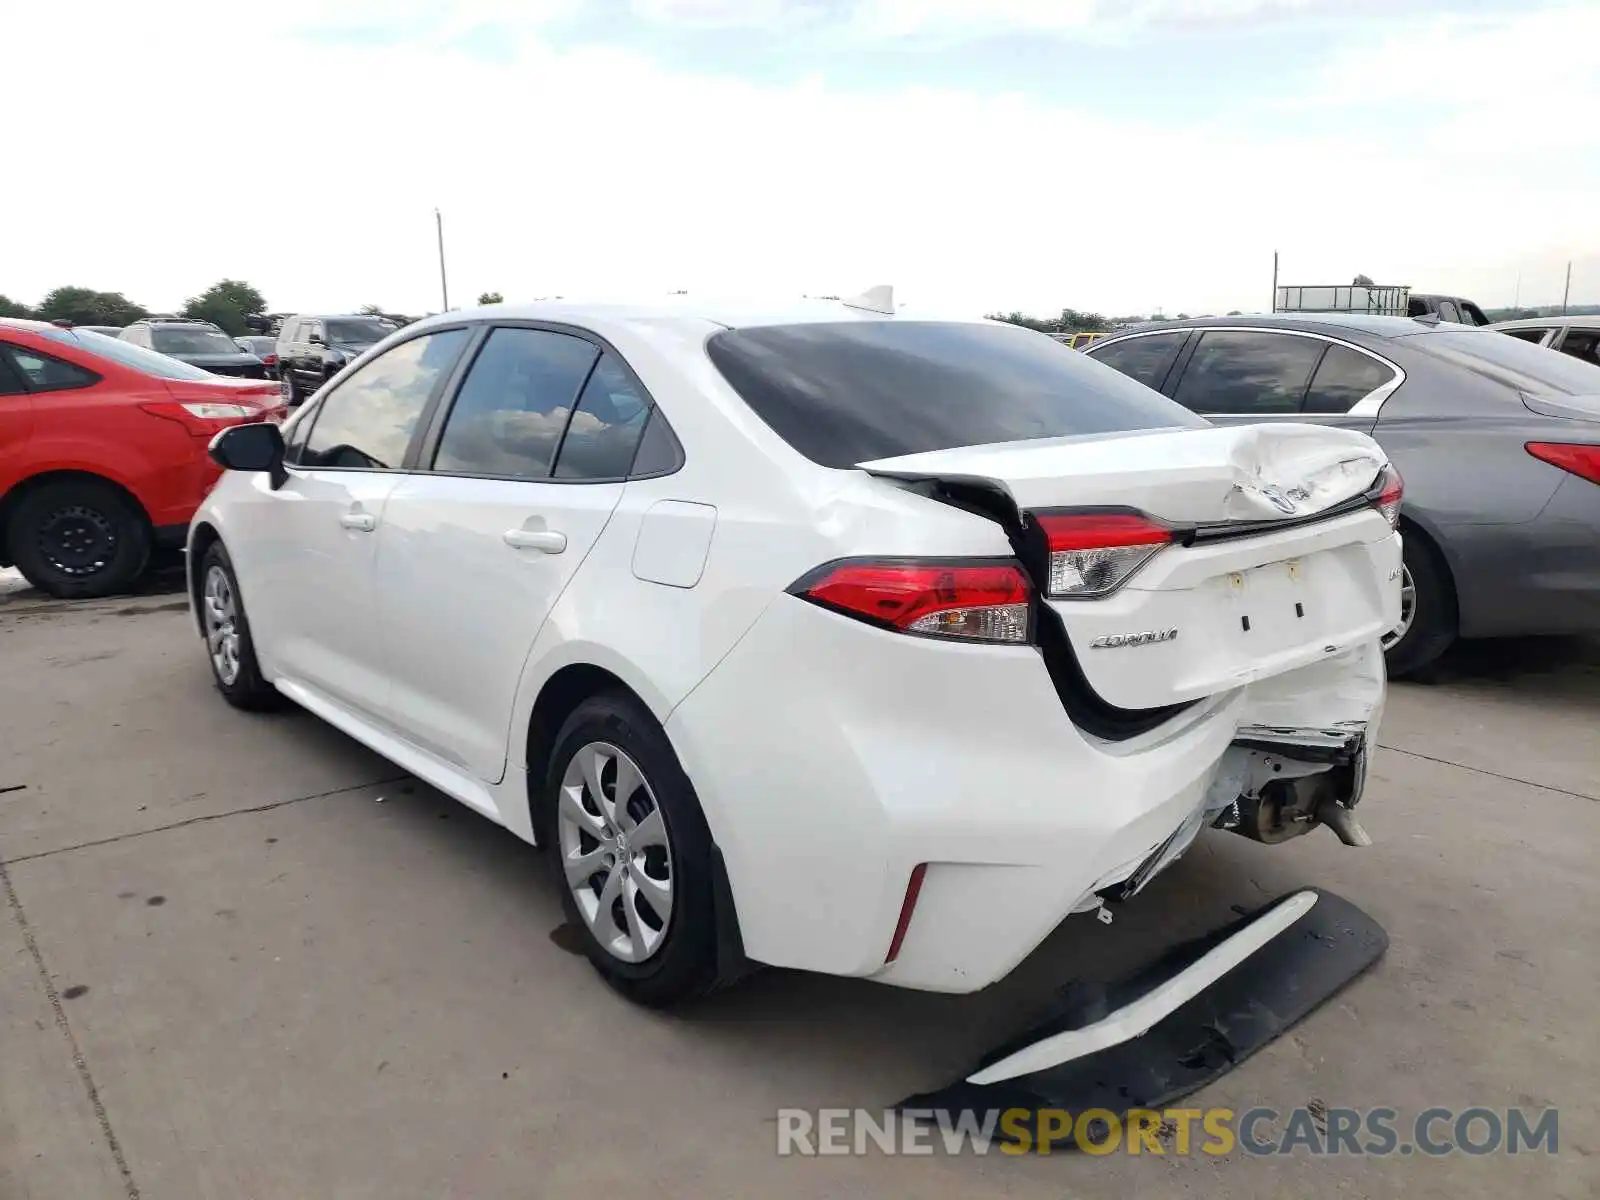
[860,423,1401,714]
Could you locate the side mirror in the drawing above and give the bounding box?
[209,422,287,489]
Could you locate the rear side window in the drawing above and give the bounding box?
[1500,328,1552,345]
[1302,344,1396,414]
[302,329,469,469]
[4,346,100,393]
[1171,331,1324,414]
[705,321,1203,469]
[1089,332,1186,389]
[432,327,599,479]
[1419,329,1600,396]
[1558,329,1600,368]
[553,354,652,480]
[0,347,30,395]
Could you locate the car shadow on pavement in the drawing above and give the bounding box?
[1417,634,1600,694]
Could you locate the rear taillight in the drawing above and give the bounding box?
[139,401,264,435]
[790,559,1031,644]
[1033,510,1176,599]
[1527,442,1600,485]
[1370,465,1403,528]
[263,354,278,366]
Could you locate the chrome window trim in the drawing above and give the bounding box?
[1089,326,1406,418]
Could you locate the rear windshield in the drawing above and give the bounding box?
[151,327,240,355]
[36,328,215,381]
[706,321,1205,468]
[1418,329,1600,395]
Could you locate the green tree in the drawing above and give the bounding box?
[359,303,386,315]
[987,308,1108,335]
[1352,274,1375,287]
[181,279,267,336]
[477,291,504,305]
[37,286,149,326]
[0,294,34,318]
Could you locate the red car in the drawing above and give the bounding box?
[0,320,285,598]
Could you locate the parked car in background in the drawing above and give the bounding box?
[190,297,1400,1007]
[1086,314,1600,675]
[275,313,397,405]
[1407,294,1491,325]
[75,325,125,338]
[233,335,280,377]
[0,321,283,597]
[120,318,272,379]
[1491,315,1600,368]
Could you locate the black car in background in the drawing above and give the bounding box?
[119,318,270,378]
[275,313,396,404]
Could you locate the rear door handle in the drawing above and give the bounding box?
[339,512,377,532]
[503,528,567,554]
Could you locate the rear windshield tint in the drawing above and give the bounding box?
[1419,329,1600,396]
[705,321,1205,468]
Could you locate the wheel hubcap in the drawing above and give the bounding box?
[203,565,242,685]
[557,742,674,964]
[37,504,116,576]
[1382,564,1417,651]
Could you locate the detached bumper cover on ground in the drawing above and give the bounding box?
[900,888,1388,1126]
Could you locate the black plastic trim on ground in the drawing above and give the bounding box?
[898,888,1387,1134]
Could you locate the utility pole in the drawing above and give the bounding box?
[435,208,450,312]
[1561,260,1572,315]
[1271,250,1279,313]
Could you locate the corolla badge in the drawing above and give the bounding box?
[1257,484,1304,515]
[1090,628,1179,649]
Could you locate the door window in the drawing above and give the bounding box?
[1556,329,1600,368]
[432,327,600,479]
[1088,332,1187,390]
[1170,331,1324,414]
[0,346,29,395]
[1501,328,1552,345]
[1436,301,1461,323]
[3,346,100,393]
[1302,344,1397,414]
[300,329,469,469]
[552,353,652,479]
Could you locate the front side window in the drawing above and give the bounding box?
[553,354,652,479]
[1089,331,1187,389]
[433,327,599,479]
[3,344,100,393]
[300,329,469,469]
[1501,328,1552,345]
[1171,331,1325,414]
[1302,344,1396,414]
[1436,301,1461,323]
[706,321,1203,469]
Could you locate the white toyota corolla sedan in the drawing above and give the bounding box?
[189,294,1402,1007]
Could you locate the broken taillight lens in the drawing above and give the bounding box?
[790,559,1031,644]
[1372,465,1403,528]
[1527,442,1600,486]
[1033,510,1176,599]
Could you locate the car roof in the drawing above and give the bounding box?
[1093,312,1444,341]
[402,295,981,341]
[1491,315,1600,330]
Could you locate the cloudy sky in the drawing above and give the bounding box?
[9,0,1597,319]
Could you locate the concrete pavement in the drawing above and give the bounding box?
[2,586,1596,1198]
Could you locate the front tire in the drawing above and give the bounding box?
[1383,532,1456,678]
[7,479,150,599]
[280,369,300,406]
[544,693,720,1008]
[199,542,280,710]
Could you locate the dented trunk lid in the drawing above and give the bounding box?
[860,423,1402,712]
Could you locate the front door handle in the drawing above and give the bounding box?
[503,528,567,554]
[339,512,377,532]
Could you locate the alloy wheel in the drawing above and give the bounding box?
[203,565,242,686]
[1382,564,1416,652]
[557,742,674,964]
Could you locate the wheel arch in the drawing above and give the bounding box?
[0,469,153,567]
[188,520,223,635]
[1397,513,1459,627]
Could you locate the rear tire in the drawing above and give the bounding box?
[7,479,150,599]
[1383,531,1456,679]
[281,369,300,406]
[543,692,720,1009]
